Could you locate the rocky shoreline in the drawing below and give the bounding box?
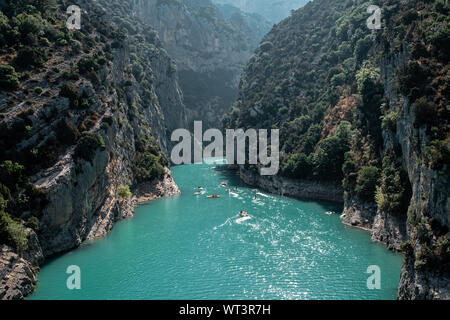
[237,166,407,251]
[136,168,181,204]
[237,166,344,204]
[0,169,180,300]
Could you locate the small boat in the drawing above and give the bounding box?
[325,211,334,215]
[220,181,227,187]
[239,211,249,217]
[207,194,220,199]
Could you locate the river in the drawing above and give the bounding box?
[29,159,402,300]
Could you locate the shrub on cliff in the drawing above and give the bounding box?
[0,210,12,245]
[15,46,46,68]
[77,55,99,75]
[118,185,132,200]
[0,193,8,211]
[55,120,80,146]
[14,13,44,39]
[376,150,411,215]
[0,211,28,253]
[59,82,81,108]
[313,122,351,180]
[411,97,436,126]
[0,161,25,193]
[0,65,20,90]
[133,153,165,183]
[355,166,379,201]
[25,216,39,232]
[281,153,312,180]
[74,132,105,163]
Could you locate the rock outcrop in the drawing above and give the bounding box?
[238,166,343,203]
[0,230,43,300]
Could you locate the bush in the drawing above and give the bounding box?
[15,46,46,68]
[381,110,398,132]
[330,72,346,86]
[313,122,351,180]
[7,220,28,253]
[14,13,44,38]
[0,210,12,245]
[0,161,25,192]
[281,153,312,179]
[55,120,80,145]
[0,65,19,90]
[0,211,28,253]
[356,166,379,201]
[376,150,411,215]
[60,82,80,108]
[25,216,39,232]
[33,86,43,94]
[354,35,372,62]
[411,97,436,126]
[133,152,165,183]
[0,193,8,211]
[74,132,106,163]
[60,70,80,81]
[424,140,450,170]
[118,185,131,199]
[77,55,99,74]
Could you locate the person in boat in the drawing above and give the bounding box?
[221,181,227,186]
[197,186,203,190]
[239,211,249,217]
[226,188,232,193]
[208,194,220,198]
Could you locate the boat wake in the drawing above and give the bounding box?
[236,216,252,224]
[213,217,234,230]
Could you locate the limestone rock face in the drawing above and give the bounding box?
[132,0,269,129]
[238,166,344,203]
[0,0,185,299]
[0,246,37,300]
[0,230,44,300]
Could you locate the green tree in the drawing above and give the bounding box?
[74,132,106,163]
[355,166,379,200]
[118,185,131,199]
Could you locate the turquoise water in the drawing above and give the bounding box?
[29,159,403,300]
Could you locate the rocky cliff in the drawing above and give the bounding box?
[238,166,344,203]
[225,0,449,299]
[131,0,269,129]
[0,0,182,299]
